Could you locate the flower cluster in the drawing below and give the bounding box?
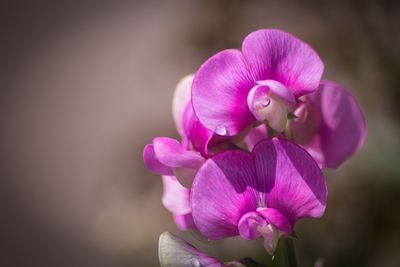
[143,29,366,263]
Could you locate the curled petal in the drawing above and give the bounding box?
[143,144,173,176]
[293,81,367,168]
[172,75,194,136]
[153,137,205,169]
[182,103,215,157]
[191,150,257,239]
[257,79,296,106]
[247,84,289,132]
[242,29,324,97]
[253,138,327,224]
[238,211,264,240]
[192,49,255,136]
[153,137,205,187]
[257,207,292,234]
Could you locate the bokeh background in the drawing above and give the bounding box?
[1,0,400,266]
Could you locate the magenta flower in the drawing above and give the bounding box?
[191,138,327,254]
[192,29,324,135]
[291,81,367,168]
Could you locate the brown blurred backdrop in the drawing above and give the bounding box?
[1,0,400,266]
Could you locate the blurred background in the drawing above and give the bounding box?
[1,0,400,266]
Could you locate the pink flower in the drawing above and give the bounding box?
[244,82,367,169]
[191,138,327,254]
[192,29,324,135]
[291,81,367,168]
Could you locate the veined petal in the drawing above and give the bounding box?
[173,75,194,136]
[191,150,258,239]
[295,81,367,168]
[162,176,191,215]
[143,144,173,175]
[253,138,327,224]
[242,29,324,97]
[159,232,224,267]
[192,49,255,136]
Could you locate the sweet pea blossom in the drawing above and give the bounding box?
[243,82,367,169]
[192,29,324,136]
[191,138,327,254]
[290,81,367,168]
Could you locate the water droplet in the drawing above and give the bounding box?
[191,258,201,267]
[261,97,271,107]
[215,125,227,136]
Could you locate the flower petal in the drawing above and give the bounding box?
[153,137,205,169]
[294,81,367,168]
[172,75,194,136]
[143,144,173,175]
[162,176,191,215]
[191,150,257,239]
[158,232,224,267]
[291,101,321,145]
[257,207,292,234]
[242,29,324,97]
[238,211,264,240]
[244,124,268,151]
[253,138,327,224]
[192,49,255,136]
[153,137,205,187]
[182,103,215,157]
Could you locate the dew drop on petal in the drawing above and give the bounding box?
[215,125,227,136]
[191,258,201,267]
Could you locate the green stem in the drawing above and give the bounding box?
[281,237,298,267]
